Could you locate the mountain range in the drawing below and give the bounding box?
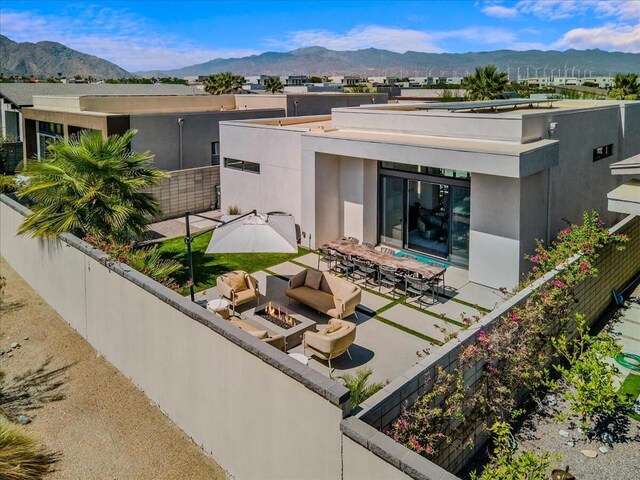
[0,35,130,79]
[1,34,639,80]
[136,46,640,78]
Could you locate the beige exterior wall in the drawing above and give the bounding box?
[343,437,413,480]
[0,196,350,480]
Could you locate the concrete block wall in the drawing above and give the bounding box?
[352,215,640,474]
[146,166,219,220]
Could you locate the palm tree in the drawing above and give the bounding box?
[17,129,167,241]
[462,65,509,101]
[608,73,639,100]
[337,367,385,409]
[264,76,284,94]
[203,72,246,94]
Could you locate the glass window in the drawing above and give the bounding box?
[211,141,220,166]
[380,176,404,248]
[381,162,469,179]
[224,158,260,174]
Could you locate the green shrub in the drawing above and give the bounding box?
[226,204,242,215]
[0,175,17,194]
[470,422,556,480]
[337,367,385,409]
[0,416,58,479]
[550,314,628,430]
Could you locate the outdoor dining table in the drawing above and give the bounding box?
[323,238,446,280]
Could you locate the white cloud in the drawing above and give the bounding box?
[482,5,519,18]
[516,0,585,20]
[507,0,640,21]
[554,23,640,53]
[0,8,257,71]
[271,25,443,53]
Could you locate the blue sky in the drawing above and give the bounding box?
[1,0,638,71]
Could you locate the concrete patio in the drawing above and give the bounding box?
[192,251,503,384]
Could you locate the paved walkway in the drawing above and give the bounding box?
[0,257,227,480]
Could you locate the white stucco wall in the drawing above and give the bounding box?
[0,197,348,480]
[220,123,304,222]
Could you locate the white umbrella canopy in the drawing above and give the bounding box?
[205,212,297,254]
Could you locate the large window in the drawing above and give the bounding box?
[36,121,63,159]
[379,164,470,266]
[224,157,260,174]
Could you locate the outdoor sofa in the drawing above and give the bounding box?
[285,268,361,319]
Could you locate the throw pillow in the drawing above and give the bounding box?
[304,269,323,290]
[247,329,268,339]
[227,272,248,292]
[324,322,343,334]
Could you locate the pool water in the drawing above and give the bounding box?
[394,250,449,269]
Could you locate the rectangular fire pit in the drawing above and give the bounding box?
[251,302,316,349]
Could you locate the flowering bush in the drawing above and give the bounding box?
[389,211,627,459]
[389,366,464,456]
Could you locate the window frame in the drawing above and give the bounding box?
[223,157,260,174]
[593,144,613,162]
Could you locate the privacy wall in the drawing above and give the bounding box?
[0,195,351,480]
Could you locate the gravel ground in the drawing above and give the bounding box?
[0,257,228,480]
[515,392,640,480]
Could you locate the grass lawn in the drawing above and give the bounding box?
[156,230,309,295]
[619,373,640,421]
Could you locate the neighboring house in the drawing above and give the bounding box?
[20,92,389,219]
[220,99,640,289]
[608,154,640,215]
[21,94,284,170]
[0,82,203,141]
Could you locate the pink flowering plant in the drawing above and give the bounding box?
[389,211,627,460]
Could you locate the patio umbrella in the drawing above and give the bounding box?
[205,212,297,254]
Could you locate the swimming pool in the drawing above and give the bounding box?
[394,250,449,269]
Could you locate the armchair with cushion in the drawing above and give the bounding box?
[216,270,260,312]
[303,319,356,374]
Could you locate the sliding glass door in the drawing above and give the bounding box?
[380,176,404,248]
[379,171,470,266]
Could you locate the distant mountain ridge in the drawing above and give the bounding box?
[0,35,130,79]
[135,46,640,78]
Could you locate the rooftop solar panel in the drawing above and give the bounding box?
[414,98,554,111]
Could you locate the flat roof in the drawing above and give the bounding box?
[304,128,557,156]
[222,115,333,131]
[608,179,640,207]
[336,99,639,118]
[0,83,204,107]
[611,154,640,175]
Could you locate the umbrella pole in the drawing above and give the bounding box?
[185,212,196,302]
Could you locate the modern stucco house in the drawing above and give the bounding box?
[220,99,640,289]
